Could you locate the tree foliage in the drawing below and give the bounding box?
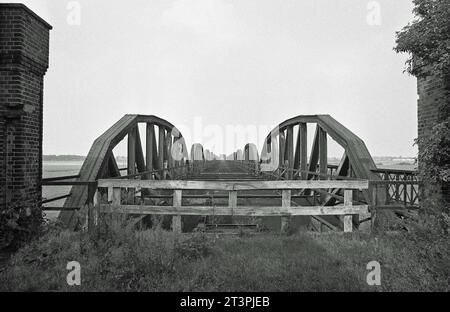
[395,0,450,77]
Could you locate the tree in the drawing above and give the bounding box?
[395,0,450,78]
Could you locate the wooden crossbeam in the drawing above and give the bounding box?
[100,204,368,217]
[98,179,369,190]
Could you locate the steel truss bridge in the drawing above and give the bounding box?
[42,114,419,233]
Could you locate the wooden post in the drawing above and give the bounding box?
[370,182,377,232]
[108,186,113,202]
[281,190,291,234]
[395,174,400,202]
[163,161,168,180]
[304,126,319,196]
[294,123,307,180]
[172,190,182,233]
[146,123,155,179]
[384,172,389,205]
[286,125,294,179]
[128,127,137,204]
[87,183,96,233]
[343,189,352,232]
[166,132,173,170]
[158,125,165,172]
[135,127,146,174]
[319,127,327,203]
[127,126,136,176]
[319,127,327,177]
[279,131,286,176]
[95,188,101,229]
[112,187,122,225]
[229,190,237,224]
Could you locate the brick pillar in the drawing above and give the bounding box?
[0,4,51,239]
[417,71,450,205]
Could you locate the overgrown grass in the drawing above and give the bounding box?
[0,219,448,291]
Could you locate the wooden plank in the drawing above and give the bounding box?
[146,123,155,179]
[172,190,182,233]
[99,204,368,216]
[127,126,137,175]
[281,190,291,233]
[98,179,369,190]
[343,189,352,232]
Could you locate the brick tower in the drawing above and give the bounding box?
[417,71,450,205]
[0,4,51,238]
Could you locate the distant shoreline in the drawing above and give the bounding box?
[43,155,417,163]
[43,155,85,162]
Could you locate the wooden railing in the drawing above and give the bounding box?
[41,175,96,211]
[238,161,421,210]
[370,168,420,210]
[41,162,199,212]
[93,179,369,233]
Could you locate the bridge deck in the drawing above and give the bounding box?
[188,160,260,181]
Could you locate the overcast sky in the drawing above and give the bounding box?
[10,0,417,157]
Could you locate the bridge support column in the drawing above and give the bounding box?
[0,4,51,245]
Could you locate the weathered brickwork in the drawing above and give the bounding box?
[417,71,450,204]
[0,4,51,224]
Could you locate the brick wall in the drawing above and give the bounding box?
[417,70,450,205]
[0,4,51,233]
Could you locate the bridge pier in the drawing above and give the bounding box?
[0,4,51,244]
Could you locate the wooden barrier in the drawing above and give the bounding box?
[93,179,369,233]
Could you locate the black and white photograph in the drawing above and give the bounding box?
[0,0,449,298]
